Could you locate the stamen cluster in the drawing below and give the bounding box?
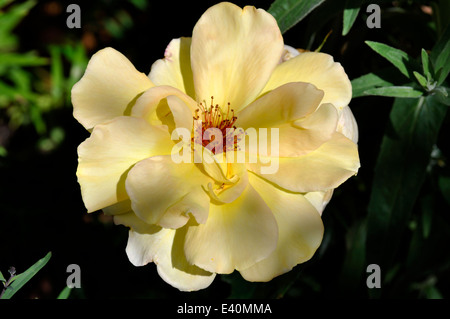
[193,96,239,153]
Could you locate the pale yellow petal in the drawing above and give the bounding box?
[200,151,249,204]
[281,103,338,156]
[239,173,324,281]
[131,85,197,131]
[337,105,359,143]
[261,52,352,110]
[234,85,335,158]
[72,47,153,130]
[235,82,323,130]
[279,44,300,63]
[304,190,334,216]
[77,117,173,213]
[248,132,360,193]
[246,102,338,158]
[184,184,278,274]
[148,38,195,98]
[125,155,211,229]
[126,228,216,292]
[199,149,229,184]
[113,210,153,233]
[211,161,248,204]
[102,199,132,216]
[191,2,283,111]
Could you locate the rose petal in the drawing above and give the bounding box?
[125,155,211,229]
[77,117,172,212]
[131,85,197,132]
[239,173,323,281]
[337,105,359,143]
[149,37,195,98]
[184,184,278,274]
[304,190,334,215]
[261,51,352,111]
[248,132,360,193]
[126,228,216,292]
[235,82,324,130]
[191,2,283,111]
[72,47,153,130]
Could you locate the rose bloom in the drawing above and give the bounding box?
[72,2,360,291]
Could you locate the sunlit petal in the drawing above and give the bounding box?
[184,184,278,274]
[72,48,153,130]
[126,228,216,292]
[77,117,172,212]
[248,133,360,193]
[240,173,323,281]
[125,155,211,229]
[261,52,352,111]
[149,37,195,98]
[191,2,283,110]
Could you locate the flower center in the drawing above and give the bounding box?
[192,96,243,154]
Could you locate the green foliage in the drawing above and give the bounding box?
[354,12,450,298]
[268,0,325,34]
[363,86,423,98]
[430,23,450,86]
[351,69,397,98]
[0,0,88,154]
[366,95,447,278]
[57,286,72,299]
[0,252,52,299]
[342,0,364,36]
[365,41,420,79]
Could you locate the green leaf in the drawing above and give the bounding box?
[0,252,52,299]
[413,71,429,90]
[268,0,325,34]
[0,271,5,283]
[363,86,423,98]
[0,0,37,38]
[0,79,37,101]
[351,69,399,98]
[366,95,447,272]
[434,86,450,106]
[128,0,148,10]
[366,41,419,79]
[439,176,450,206]
[430,23,450,85]
[0,53,49,67]
[30,103,46,134]
[9,67,32,92]
[337,220,367,294]
[0,145,7,157]
[63,44,88,104]
[425,285,444,299]
[0,0,14,10]
[420,195,433,239]
[50,46,64,104]
[342,0,364,36]
[421,49,432,81]
[57,286,72,299]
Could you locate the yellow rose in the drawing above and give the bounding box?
[72,2,360,291]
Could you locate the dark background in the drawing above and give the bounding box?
[0,0,449,299]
